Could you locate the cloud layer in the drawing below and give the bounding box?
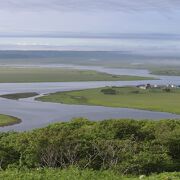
[0,0,180,35]
[1,0,180,12]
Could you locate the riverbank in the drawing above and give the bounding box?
[37,86,180,114]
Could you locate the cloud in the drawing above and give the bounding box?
[0,0,180,12]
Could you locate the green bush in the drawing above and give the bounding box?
[100,88,118,95]
[0,119,179,175]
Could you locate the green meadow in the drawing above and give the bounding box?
[0,168,179,180]
[0,114,21,127]
[151,68,180,76]
[37,86,180,114]
[0,67,154,83]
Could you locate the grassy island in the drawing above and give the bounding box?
[0,114,21,127]
[151,68,180,76]
[1,92,39,100]
[37,86,180,114]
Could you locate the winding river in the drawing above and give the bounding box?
[0,65,180,132]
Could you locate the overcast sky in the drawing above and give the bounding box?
[0,0,180,35]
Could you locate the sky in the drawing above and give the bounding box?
[0,0,180,35]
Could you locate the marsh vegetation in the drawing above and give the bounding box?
[37,86,180,114]
[1,92,39,100]
[0,67,154,83]
[0,114,21,127]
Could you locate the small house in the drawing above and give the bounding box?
[136,84,146,89]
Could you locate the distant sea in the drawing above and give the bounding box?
[0,36,180,56]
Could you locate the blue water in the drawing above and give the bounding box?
[0,66,180,132]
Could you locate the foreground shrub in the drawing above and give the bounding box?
[0,119,179,175]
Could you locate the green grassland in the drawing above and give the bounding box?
[37,86,180,114]
[0,114,21,127]
[0,168,179,180]
[150,68,180,76]
[0,67,154,83]
[1,92,39,100]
